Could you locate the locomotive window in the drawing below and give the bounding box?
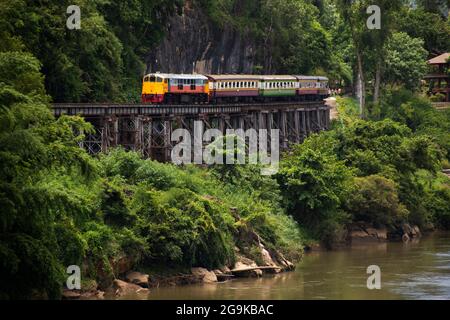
[144,76,149,82]
[156,77,162,83]
[149,76,156,82]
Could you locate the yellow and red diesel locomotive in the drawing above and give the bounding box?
[141,72,329,104]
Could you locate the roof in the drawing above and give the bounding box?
[260,75,297,81]
[428,53,450,65]
[296,76,329,81]
[144,73,208,80]
[206,74,262,81]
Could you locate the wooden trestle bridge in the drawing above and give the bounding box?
[52,101,331,161]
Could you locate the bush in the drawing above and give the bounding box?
[99,148,143,181]
[345,175,409,227]
[100,179,136,227]
[132,159,177,190]
[132,186,235,269]
[277,135,354,242]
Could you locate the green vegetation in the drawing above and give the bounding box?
[0,0,182,102]
[277,95,450,246]
[1,0,449,300]
[0,53,303,297]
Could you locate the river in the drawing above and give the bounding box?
[126,232,450,300]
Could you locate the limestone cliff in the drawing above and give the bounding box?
[146,2,257,74]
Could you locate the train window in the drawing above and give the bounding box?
[144,76,149,82]
[156,77,162,83]
[149,76,156,82]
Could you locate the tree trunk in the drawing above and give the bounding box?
[356,51,366,118]
[373,60,381,105]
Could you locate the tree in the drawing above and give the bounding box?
[0,51,96,298]
[336,0,403,113]
[416,0,450,18]
[384,32,428,90]
[394,7,450,54]
[277,133,354,244]
[345,175,409,226]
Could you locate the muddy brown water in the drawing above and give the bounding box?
[119,232,450,300]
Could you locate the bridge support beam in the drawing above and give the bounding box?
[55,102,331,162]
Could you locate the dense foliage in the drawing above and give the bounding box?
[277,95,450,245]
[0,0,449,300]
[0,52,303,298]
[0,0,182,102]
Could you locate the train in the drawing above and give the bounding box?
[141,73,329,104]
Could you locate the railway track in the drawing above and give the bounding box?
[52,101,328,117]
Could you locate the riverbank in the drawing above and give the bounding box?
[63,223,435,300]
[107,232,450,300]
[63,245,297,300]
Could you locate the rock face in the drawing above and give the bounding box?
[147,2,257,74]
[62,290,81,300]
[401,223,421,242]
[232,256,263,278]
[125,271,150,288]
[348,223,388,243]
[112,279,149,297]
[191,267,218,283]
